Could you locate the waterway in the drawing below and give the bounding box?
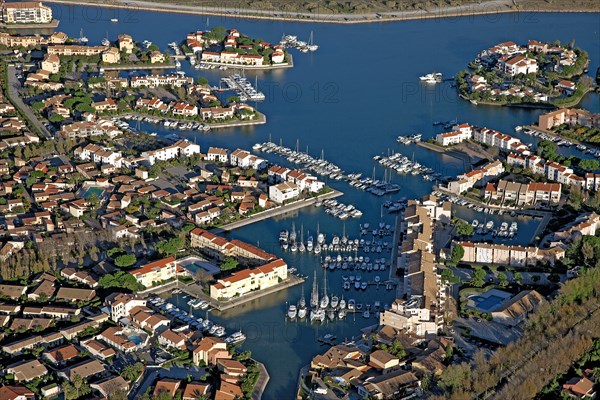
[49,5,600,399]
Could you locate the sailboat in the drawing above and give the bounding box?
[310,270,319,309]
[101,32,110,47]
[289,222,297,243]
[308,31,319,52]
[320,273,329,309]
[339,296,346,310]
[298,225,306,252]
[290,222,297,252]
[317,222,325,244]
[306,232,314,252]
[78,28,89,44]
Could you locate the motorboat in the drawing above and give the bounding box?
[225,331,246,345]
[298,306,307,319]
[287,304,297,319]
[330,296,339,308]
[419,72,442,83]
[347,299,356,310]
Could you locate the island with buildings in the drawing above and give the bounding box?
[457,40,592,107]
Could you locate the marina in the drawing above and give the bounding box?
[255,140,402,196]
[221,74,266,102]
[49,7,600,400]
[279,32,319,53]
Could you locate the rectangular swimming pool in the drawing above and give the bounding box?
[81,186,104,199]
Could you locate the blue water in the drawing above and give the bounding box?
[128,335,142,345]
[472,295,505,312]
[49,6,600,399]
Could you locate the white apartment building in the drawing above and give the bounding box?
[2,1,52,24]
[269,181,299,204]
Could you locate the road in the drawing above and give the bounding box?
[45,0,518,24]
[6,65,51,139]
[453,267,566,286]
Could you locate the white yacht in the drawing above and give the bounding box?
[298,306,307,319]
[330,296,339,308]
[419,72,442,83]
[287,304,297,319]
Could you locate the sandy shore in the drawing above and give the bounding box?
[44,0,599,25]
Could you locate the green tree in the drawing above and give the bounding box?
[498,272,509,287]
[114,254,137,268]
[120,362,145,382]
[471,267,486,288]
[99,271,144,291]
[196,77,208,85]
[514,272,523,284]
[156,237,184,256]
[220,257,238,271]
[450,244,465,264]
[49,114,64,123]
[578,159,600,172]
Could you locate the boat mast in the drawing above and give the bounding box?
[311,270,319,307]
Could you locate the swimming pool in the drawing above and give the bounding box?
[127,335,142,345]
[81,186,104,199]
[471,295,505,312]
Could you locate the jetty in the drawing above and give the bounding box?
[210,189,342,234]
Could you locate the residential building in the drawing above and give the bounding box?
[538,108,600,130]
[498,54,538,76]
[268,181,299,204]
[458,241,565,266]
[40,54,60,74]
[118,34,134,53]
[1,1,52,23]
[105,293,146,321]
[562,370,597,399]
[6,360,48,382]
[96,327,138,352]
[206,147,229,163]
[130,257,178,288]
[193,337,228,365]
[102,47,121,64]
[484,179,561,205]
[0,386,35,400]
[141,140,200,165]
[158,329,187,350]
[91,376,129,398]
[47,45,108,57]
[490,290,546,326]
[210,258,288,300]
[149,51,165,63]
[229,149,266,170]
[154,379,181,398]
[435,129,470,146]
[58,359,106,382]
[380,196,447,336]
